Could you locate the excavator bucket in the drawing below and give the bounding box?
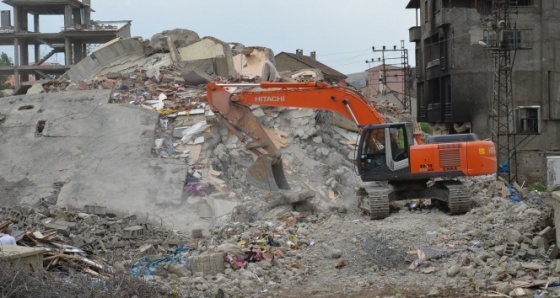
[247,156,291,191]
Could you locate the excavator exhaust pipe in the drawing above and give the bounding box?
[247,156,291,191]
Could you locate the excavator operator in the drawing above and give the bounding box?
[362,130,386,169]
[390,127,407,162]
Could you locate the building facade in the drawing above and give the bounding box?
[407,0,560,183]
[362,65,407,98]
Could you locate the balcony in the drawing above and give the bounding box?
[418,105,427,122]
[426,58,440,69]
[427,103,442,122]
[409,26,421,42]
[444,102,452,122]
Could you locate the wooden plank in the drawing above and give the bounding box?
[0,220,12,231]
[32,231,44,240]
[483,291,513,298]
[185,145,202,163]
[209,168,222,176]
[275,129,289,137]
[521,263,546,270]
[264,128,290,148]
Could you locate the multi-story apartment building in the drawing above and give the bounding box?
[406,0,560,183]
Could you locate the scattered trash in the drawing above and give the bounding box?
[130,246,194,277]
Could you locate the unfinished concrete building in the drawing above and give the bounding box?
[0,0,131,87]
[406,0,560,183]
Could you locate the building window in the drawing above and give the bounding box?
[516,106,540,134]
[424,0,429,22]
[517,0,534,6]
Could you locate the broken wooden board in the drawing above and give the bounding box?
[521,262,547,270]
[510,279,549,288]
[209,167,222,177]
[0,220,12,231]
[185,145,202,164]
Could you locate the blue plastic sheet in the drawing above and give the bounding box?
[130,246,194,277]
[498,162,509,175]
[507,184,521,203]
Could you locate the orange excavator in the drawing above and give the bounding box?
[206,81,497,219]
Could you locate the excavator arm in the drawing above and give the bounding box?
[206,81,388,191]
[208,82,386,125]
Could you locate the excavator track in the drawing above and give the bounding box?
[441,181,471,215]
[358,186,390,220]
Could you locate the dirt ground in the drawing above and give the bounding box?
[181,107,555,298]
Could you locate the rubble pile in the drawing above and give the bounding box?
[1,172,559,297]
[0,203,190,279]
[440,197,557,296]
[4,28,560,297]
[124,183,560,297]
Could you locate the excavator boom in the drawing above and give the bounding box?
[208,82,386,127]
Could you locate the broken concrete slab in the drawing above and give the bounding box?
[178,37,237,77]
[26,82,47,95]
[232,46,276,79]
[147,28,200,55]
[188,252,225,276]
[0,245,45,276]
[64,37,147,82]
[182,69,214,86]
[84,205,107,216]
[0,89,215,230]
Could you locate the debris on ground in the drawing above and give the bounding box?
[1,27,559,298]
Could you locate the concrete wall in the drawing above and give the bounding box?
[0,246,44,276]
[518,150,550,184]
[449,71,492,135]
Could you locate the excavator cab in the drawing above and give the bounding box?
[357,122,414,181]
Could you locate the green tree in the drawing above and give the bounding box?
[0,52,13,90]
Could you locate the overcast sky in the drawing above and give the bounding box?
[0,0,418,75]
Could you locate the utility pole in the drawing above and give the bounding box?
[400,40,411,116]
[482,0,520,182]
[372,41,411,114]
